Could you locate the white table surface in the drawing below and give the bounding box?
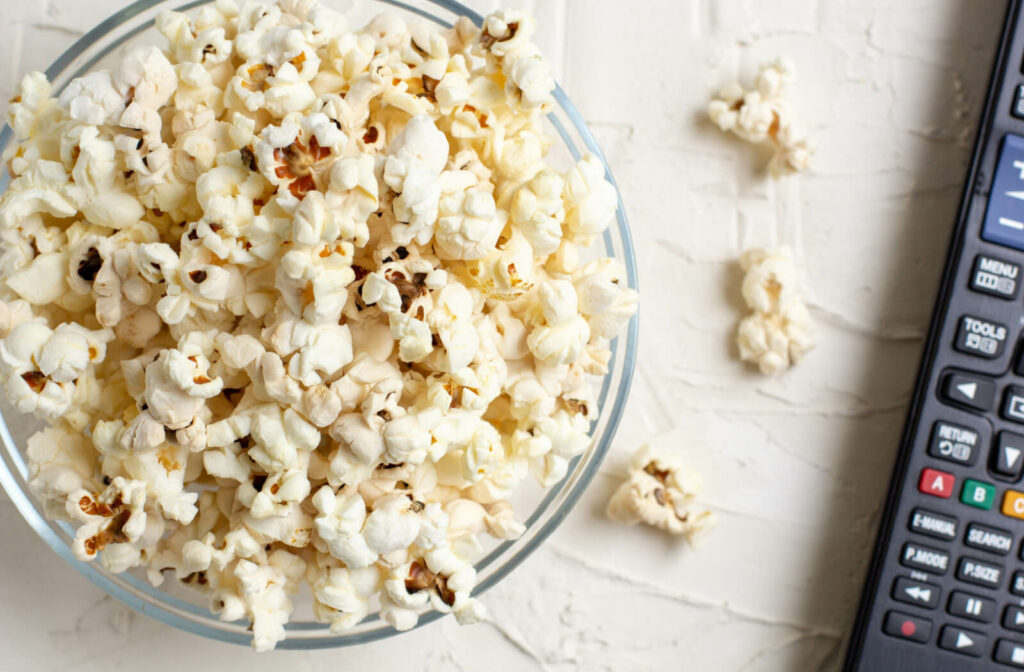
[0,0,1010,669]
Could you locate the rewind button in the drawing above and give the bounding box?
[892,576,940,609]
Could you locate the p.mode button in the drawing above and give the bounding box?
[955,315,1008,359]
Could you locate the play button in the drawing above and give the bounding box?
[996,432,1024,479]
[958,382,978,399]
[939,625,986,657]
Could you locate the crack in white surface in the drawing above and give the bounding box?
[547,544,843,640]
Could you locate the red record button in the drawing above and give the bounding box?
[919,468,955,499]
[883,610,931,643]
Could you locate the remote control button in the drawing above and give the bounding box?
[919,467,955,499]
[942,371,996,411]
[892,576,940,609]
[882,610,931,643]
[948,590,996,621]
[900,542,950,574]
[971,254,1021,299]
[981,134,1024,252]
[961,478,997,510]
[1004,386,1024,424]
[1013,572,1024,596]
[995,431,1024,480]
[938,624,986,657]
[909,508,958,541]
[1014,85,1024,120]
[955,315,1009,358]
[956,556,1003,588]
[1006,606,1024,632]
[994,638,1024,667]
[929,421,979,466]
[965,523,1013,554]
[1002,490,1024,520]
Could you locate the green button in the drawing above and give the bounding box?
[961,479,996,510]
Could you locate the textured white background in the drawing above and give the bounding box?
[0,0,1010,669]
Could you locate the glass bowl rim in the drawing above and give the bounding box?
[0,0,640,649]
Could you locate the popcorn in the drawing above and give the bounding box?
[563,154,618,245]
[606,445,717,546]
[0,1,637,650]
[707,58,815,176]
[735,247,815,375]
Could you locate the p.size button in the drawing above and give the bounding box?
[956,556,1003,588]
[954,315,1008,358]
[942,371,996,412]
[971,254,1021,299]
[900,542,950,574]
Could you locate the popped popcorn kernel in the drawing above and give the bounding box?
[607,445,717,546]
[708,58,815,176]
[735,247,815,376]
[0,0,637,650]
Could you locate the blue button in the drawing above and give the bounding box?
[982,134,1024,251]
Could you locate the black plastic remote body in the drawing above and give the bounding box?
[841,1,1024,669]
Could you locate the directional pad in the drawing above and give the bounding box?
[982,134,1024,251]
[995,431,1024,480]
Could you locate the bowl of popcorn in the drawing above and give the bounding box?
[0,0,638,650]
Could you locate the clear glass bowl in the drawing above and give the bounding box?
[0,0,638,649]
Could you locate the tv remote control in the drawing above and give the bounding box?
[842,1,1024,669]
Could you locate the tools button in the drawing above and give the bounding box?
[955,315,1009,359]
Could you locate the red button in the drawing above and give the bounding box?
[919,468,955,499]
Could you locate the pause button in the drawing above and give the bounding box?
[949,591,995,622]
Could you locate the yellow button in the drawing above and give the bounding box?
[1002,490,1024,519]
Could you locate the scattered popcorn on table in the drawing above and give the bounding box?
[707,58,814,176]
[735,247,815,376]
[0,0,637,650]
[606,445,716,546]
